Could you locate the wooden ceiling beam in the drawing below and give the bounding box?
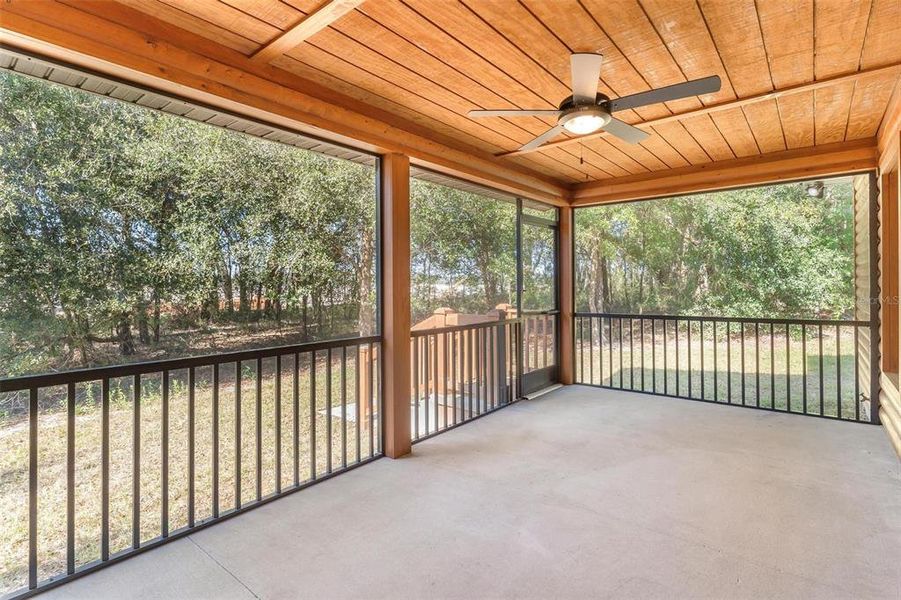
[502,63,901,157]
[250,0,365,64]
[570,139,878,206]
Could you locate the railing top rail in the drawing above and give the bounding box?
[574,312,870,327]
[0,334,381,392]
[411,318,520,338]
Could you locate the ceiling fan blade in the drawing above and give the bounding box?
[571,53,604,104]
[609,75,722,112]
[468,109,561,118]
[520,124,566,151]
[602,118,649,144]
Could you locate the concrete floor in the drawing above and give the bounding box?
[44,386,901,599]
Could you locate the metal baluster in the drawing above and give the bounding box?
[675,320,680,396]
[663,319,669,394]
[68,382,76,569]
[589,316,595,385]
[28,387,37,590]
[477,329,483,414]
[309,352,316,480]
[368,342,374,458]
[608,317,613,388]
[786,324,791,412]
[256,356,263,499]
[212,365,219,518]
[770,324,775,409]
[325,349,332,474]
[700,321,705,400]
[802,325,808,413]
[161,370,169,536]
[293,353,299,485]
[619,318,624,389]
[354,346,361,461]
[687,321,692,398]
[755,323,760,408]
[854,326,860,421]
[101,378,110,559]
[188,367,195,526]
[836,325,842,419]
[726,321,731,403]
[413,337,420,439]
[597,317,603,386]
[818,324,824,416]
[236,362,242,507]
[341,347,347,469]
[740,323,745,406]
[640,318,645,391]
[652,319,656,392]
[629,318,634,390]
[275,357,282,492]
[713,321,718,402]
[577,318,583,383]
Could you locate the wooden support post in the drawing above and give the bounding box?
[381,153,412,458]
[559,206,575,385]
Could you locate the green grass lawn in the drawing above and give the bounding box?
[0,348,380,594]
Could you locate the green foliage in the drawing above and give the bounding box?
[0,72,376,379]
[575,181,857,318]
[410,179,516,321]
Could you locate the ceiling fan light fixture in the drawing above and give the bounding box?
[560,107,611,135]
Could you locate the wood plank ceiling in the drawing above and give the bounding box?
[26,0,901,185]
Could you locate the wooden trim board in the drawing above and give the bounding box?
[571,139,879,206]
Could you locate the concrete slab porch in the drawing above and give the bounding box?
[43,386,901,599]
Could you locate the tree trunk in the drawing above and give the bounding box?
[600,257,612,311]
[117,314,136,355]
[238,276,249,315]
[302,294,309,339]
[136,300,150,344]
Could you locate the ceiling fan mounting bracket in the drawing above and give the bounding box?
[557,92,611,111]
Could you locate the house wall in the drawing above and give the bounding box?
[876,80,901,457]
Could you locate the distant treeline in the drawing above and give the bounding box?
[575,180,856,318]
[0,73,376,376]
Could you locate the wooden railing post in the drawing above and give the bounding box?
[559,205,575,385]
[381,153,412,458]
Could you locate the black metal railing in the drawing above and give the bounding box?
[410,319,521,441]
[575,313,875,423]
[0,335,382,599]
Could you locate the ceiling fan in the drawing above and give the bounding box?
[468,53,721,152]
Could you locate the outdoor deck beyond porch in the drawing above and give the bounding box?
[42,386,901,599]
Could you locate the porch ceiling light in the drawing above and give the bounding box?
[560,106,611,135]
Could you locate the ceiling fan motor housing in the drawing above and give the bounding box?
[558,93,612,134]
